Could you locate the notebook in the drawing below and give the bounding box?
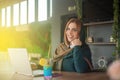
[8,48,44,78]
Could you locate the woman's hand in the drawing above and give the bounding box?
[70,38,82,47]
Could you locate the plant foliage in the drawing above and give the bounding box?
[112,0,120,58]
[0,21,51,57]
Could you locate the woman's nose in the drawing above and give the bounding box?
[68,29,73,34]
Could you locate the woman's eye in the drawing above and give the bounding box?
[66,28,70,31]
[72,28,78,32]
[66,28,79,32]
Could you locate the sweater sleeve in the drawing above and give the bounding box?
[73,45,92,73]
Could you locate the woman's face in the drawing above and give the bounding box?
[65,22,80,42]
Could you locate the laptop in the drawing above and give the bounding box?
[8,48,44,79]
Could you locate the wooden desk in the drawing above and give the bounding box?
[34,71,109,80]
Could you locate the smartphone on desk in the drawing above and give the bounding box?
[52,73,62,77]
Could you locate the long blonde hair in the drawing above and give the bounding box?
[64,18,82,47]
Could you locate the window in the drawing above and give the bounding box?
[38,0,47,21]
[1,8,5,27]
[6,6,11,27]
[13,3,19,26]
[20,1,27,24]
[0,0,51,27]
[28,0,35,23]
[50,0,52,17]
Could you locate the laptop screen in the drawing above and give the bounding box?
[8,48,32,75]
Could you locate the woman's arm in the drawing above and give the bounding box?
[73,45,92,73]
[53,43,72,62]
[53,43,72,71]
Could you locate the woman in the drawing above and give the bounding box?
[53,18,93,73]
